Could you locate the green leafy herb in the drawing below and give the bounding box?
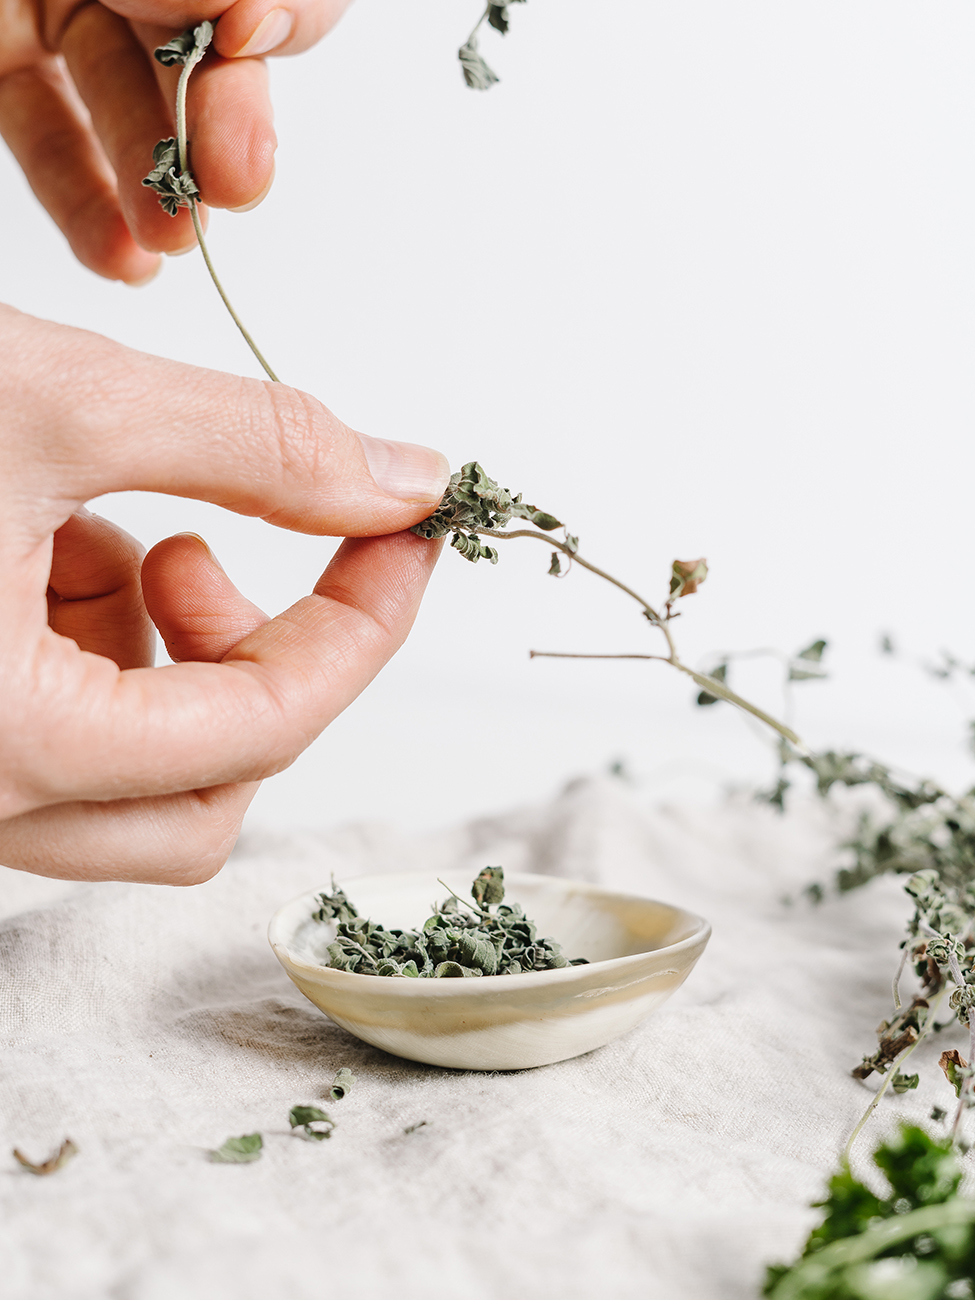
[764,1125,975,1299]
[312,866,587,978]
[329,1068,356,1101]
[12,1139,78,1175]
[210,1133,263,1163]
[289,1106,335,1141]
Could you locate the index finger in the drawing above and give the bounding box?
[2,308,450,540]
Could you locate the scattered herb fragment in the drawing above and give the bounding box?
[210,1133,263,1163]
[12,1139,78,1175]
[458,2,527,89]
[329,1069,356,1101]
[289,1107,335,1141]
[404,1121,430,1135]
[312,866,587,978]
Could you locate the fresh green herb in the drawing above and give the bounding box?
[289,1106,335,1141]
[210,1133,263,1163]
[764,1125,975,1299]
[142,22,279,381]
[12,1139,78,1175]
[312,866,586,978]
[413,463,803,749]
[329,1069,356,1101]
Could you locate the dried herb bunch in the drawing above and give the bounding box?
[312,867,586,978]
[413,462,802,749]
[142,21,279,381]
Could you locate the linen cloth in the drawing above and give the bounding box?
[0,776,963,1300]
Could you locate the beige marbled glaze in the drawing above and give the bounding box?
[268,870,710,1071]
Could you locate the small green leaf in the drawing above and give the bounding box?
[530,511,562,531]
[563,533,579,555]
[548,552,562,576]
[891,1070,919,1093]
[289,1107,335,1141]
[797,639,828,663]
[329,1069,356,1101]
[472,866,505,907]
[939,1049,969,1098]
[458,38,499,90]
[210,1133,263,1163]
[696,662,727,706]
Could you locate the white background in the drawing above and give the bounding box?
[2,0,974,832]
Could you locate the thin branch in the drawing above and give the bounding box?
[175,39,280,383]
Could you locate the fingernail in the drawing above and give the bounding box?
[358,434,451,505]
[176,532,219,564]
[237,8,294,56]
[229,164,275,214]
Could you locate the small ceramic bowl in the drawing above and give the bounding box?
[268,870,710,1071]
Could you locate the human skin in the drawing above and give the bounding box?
[0,305,450,884]
[0,0,354,281]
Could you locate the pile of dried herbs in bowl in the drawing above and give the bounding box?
[311,867,588,979]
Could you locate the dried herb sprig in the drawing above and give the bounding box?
[413,463,803,749]
[312,866,586,978]
[458,2,526,90]
[142,22,280,382]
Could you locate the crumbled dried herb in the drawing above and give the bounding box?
[210,1133,263,1163]
[312,866,587,978]
[12,1139,78,1175]
[289,1107,335,1141]
[329,1069,356,1101]
[404,1121,430,1134]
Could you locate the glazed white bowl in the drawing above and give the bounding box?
[268,870,710,1071]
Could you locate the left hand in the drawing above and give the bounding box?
[0,0,354,283]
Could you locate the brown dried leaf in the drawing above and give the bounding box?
[13,1139,78,1176]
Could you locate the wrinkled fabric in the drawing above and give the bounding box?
[0,778,963,1300]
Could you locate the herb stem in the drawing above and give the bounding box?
[435,878,485,918]
[175,36,280,383]
[843,987,947,1164]
[474,526,803,748]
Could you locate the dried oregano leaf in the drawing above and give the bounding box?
[154,20,214,67]
[210,1133,263,1163]
[329,1069,356,1101]
[12,1139,78,1175]
[459,37,499,90]
[142,138,199,217]
[289,1107,335,1141]
[670,558,708,597]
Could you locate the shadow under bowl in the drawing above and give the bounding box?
[268,870,710,1071]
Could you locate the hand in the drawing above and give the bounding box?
[0,0,353,282]
[0,304,449,883]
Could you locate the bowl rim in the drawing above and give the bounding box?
[268,870,711,996]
